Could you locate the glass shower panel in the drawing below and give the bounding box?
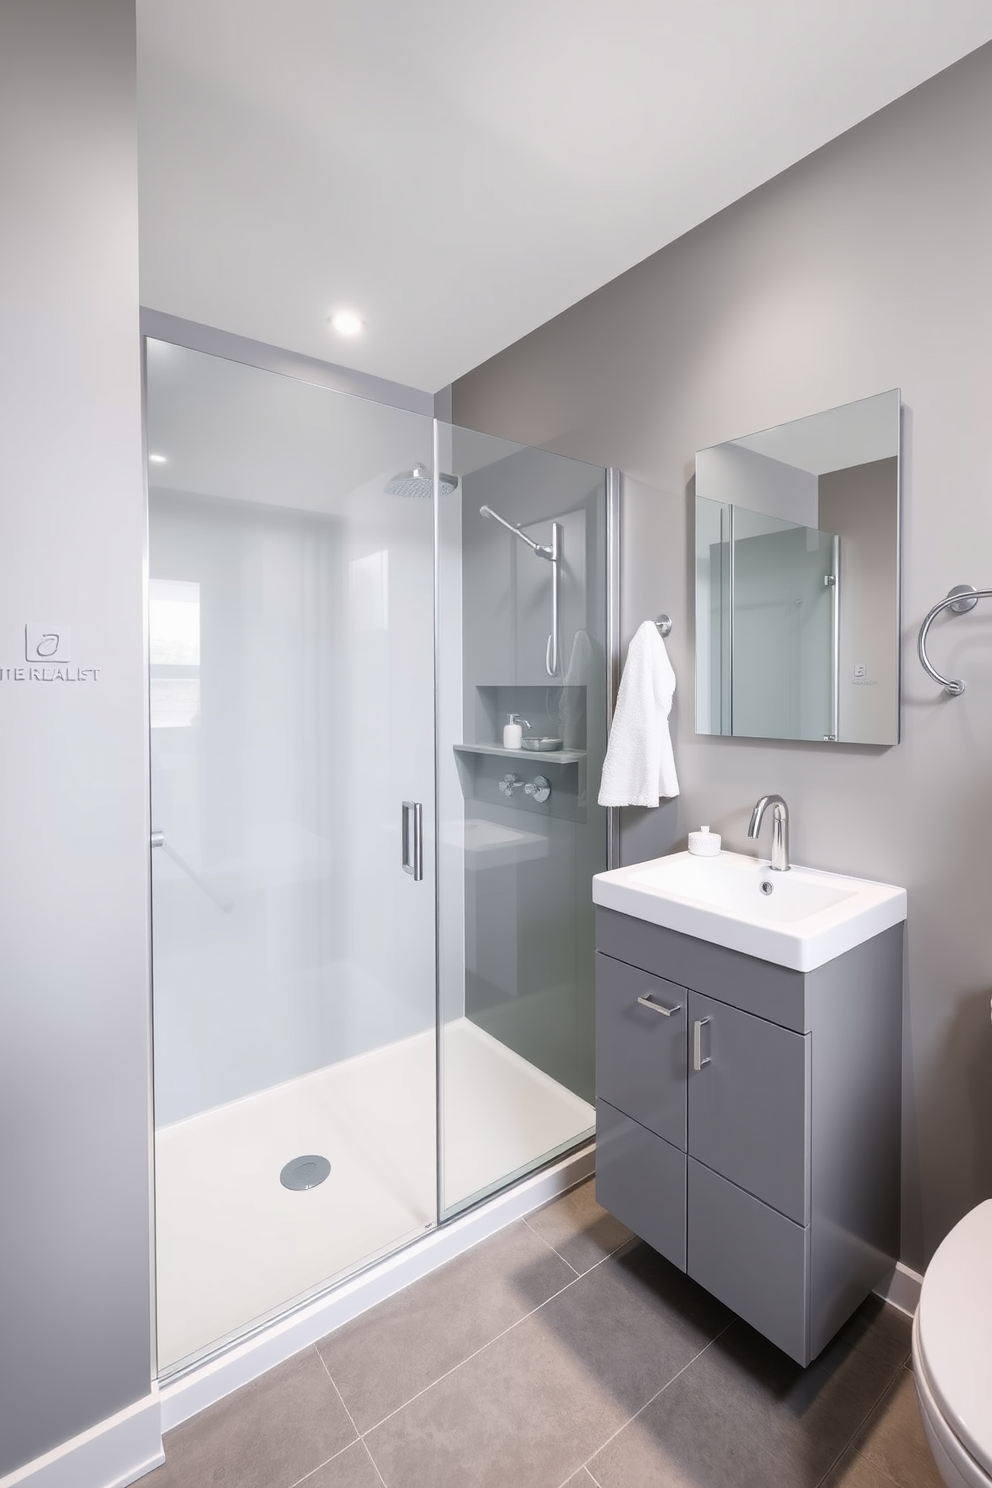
[147,339,438,1372]
[435,422,606,1218]
[730,507,837,741]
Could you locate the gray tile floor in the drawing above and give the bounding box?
[146,1180,943,1488]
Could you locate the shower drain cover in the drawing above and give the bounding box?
[280,1155,331,1191]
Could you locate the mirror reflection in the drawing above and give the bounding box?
[695,389,900,746]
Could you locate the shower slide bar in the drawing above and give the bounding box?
[918,583,992,696]
[151,831,234,912]
[479,505,562,677]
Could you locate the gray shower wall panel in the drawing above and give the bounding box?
[457,444,607,1104]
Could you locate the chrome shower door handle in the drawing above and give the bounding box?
[401,800,423,880]
[693,1017,711,1072]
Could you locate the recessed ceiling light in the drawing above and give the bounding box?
[149,453,168,463]
[330,310,365,337]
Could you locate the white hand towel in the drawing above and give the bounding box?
[598,621,679,807]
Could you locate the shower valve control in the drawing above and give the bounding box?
[499,773,524,797]
[525,775,551,804]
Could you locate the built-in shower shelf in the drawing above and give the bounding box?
[453,743,585,765]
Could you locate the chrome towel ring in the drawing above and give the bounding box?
[918,584,992,695]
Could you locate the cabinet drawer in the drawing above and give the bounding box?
[596,1099,686,1270]
[688,991,810,1224]
[688,1159,810,1365]
[596,952,687,1148]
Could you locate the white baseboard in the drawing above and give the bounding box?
[874,1260,924,1318]
[160,1141,595,1432]
[0,1393,162,1488]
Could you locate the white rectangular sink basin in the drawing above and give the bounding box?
[593,850,906,971]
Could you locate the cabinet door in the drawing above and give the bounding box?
[687,991,810,1224]
[688,1158,809,1364]
[596,1099,686,1270]
[596,952,686,1148]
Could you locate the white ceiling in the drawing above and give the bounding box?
[137,2,992,395]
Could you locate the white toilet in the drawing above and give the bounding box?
[913,1198,992,1488]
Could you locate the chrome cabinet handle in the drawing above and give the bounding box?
[693,1017,712,1071]
[401,801,423,880]
[637,993,681,1017]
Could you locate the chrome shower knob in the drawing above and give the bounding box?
[524,776,551,803]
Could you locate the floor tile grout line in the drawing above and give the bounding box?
[848,1443,906,1488]
[360,1437,390,1488]
[521,1213,582,1275]
[287,1435,363,1488]
[315,1340,362,1437]
[547,1318,734,1488]
[312,1351,389,1488]
[359,1237,630,1437]
[283,1347,365,1487]
[809,1355,913,1488]
[571,1318,737,1482]
[310,1344,389,1487]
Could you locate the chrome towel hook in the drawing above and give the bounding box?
[917,584,992,695]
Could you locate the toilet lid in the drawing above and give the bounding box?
[918,1199,992,1473]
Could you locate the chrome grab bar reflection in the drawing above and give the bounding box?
[151,831,234,912]
[917,584,992,696]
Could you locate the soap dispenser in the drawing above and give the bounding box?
[503,714,530,749]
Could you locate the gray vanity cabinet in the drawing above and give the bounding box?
[594,906,903,1366]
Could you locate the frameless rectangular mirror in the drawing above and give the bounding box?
[695,389,900,745]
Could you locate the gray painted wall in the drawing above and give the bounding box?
[0,0,153,1474]
[453,43,992,1273]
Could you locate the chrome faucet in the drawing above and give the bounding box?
[747,794,790,871]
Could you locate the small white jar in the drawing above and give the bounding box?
[687,825,721,857]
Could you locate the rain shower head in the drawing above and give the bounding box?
[384,464,458,498]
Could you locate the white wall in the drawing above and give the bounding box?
[0,0,154,1477]
[453,43,992,1274]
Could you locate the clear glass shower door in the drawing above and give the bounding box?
[434,422,606,1218]
[147,339,438,1373]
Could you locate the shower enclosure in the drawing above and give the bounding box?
[145,330,610,1374]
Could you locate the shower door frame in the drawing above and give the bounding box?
[141,309,620,1388]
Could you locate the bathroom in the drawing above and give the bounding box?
[3,6,992,1488]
